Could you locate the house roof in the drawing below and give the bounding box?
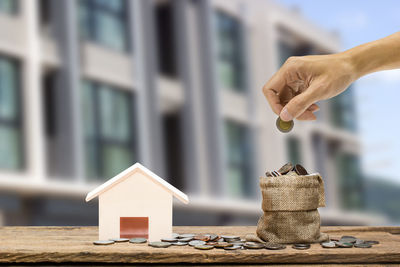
[85,162,189,204]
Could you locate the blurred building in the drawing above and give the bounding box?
[0,0,384,226]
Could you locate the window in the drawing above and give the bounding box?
[0,0,18,14]
[278,40,313,67]
[330,85,357,132]
[81,80,136,180]
[224,120,252,198]
[155,1,177,77]
[78,0,129,51]
[286,137,302,164]
[215,11,245,92]
[335,152,363,209]
[0,56,23,170]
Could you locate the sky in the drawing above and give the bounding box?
[276,0,400,183]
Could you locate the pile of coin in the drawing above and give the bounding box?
[320,236,379,249]
[93,233,379,251]
[265,162,308,177]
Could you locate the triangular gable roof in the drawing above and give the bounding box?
[85,162,189,204]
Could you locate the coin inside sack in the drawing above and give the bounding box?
[294,164,308,175]
[278,163,293,175]
[194,244,214,250]
[276,117,294,133]
[93,240,115,245]
[129,238,147,244]
[148,241,171,248]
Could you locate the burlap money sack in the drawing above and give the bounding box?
[256,172,329,244]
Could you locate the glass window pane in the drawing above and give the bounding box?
[101,144,133,178]
[94,11,125,51]
[99,86,131,142]
[0,58,18,120]
[0,0,17,14]
[78,0,91,39]
[287,137,302,164]
[81,81,96,137]
[0,126,21,170]
[85,140,98,179]
[94,0,124,12]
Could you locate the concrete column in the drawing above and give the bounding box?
[51,0,83,181]
[130,0,165,176]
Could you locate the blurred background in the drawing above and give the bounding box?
[0,0,399,226]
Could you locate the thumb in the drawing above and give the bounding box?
[280,89,316,121]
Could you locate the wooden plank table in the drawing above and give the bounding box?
[0,226,399,265]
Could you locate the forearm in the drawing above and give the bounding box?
[342,32,400,79]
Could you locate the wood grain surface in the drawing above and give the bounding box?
[0,226,399,264]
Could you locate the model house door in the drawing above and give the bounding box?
[120,217,149,238]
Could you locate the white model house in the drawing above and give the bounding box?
[85,163,189,242]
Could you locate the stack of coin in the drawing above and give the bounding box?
[266,163,308,177]
[320,235,378,249]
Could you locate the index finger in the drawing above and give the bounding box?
[262,72,286,115]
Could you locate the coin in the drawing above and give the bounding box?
[179,233,195,238]
[171,241,188,246]
[214,242,233,248]
[292,243,310,250]
[355,239,364,245]
[278,163,293,175]
[172,233,179,238]
[340,236,357,243]
[110,238,129,242]
[364,240,379,245]
[271,171,281,177]
[208,234,219,241]
[221,235,240,240]
[189,240,206,246]
[276,117,294,133]
[148,241,171,248]
[264,242,286,250]
[206,242,218,246]
[93,240,115,245]
[224,245,242,250]
[194,244,214,250]
[336,241,353,248]
[194,235,210,242]
[129,238,147,244]
[294,164,308,175]
[179,237,193,242]
[354,242,372,248]
[244,242,265,249]
[321,241,337,248]
[265,171,273,177]
[161,238,178,243]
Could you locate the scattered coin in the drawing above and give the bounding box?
[148,241,171,248]
[189,240,206,247]
[292,243,310,250]
[264,242,286,250]
[224,245,242,250]
[340,236,357,243]
[194,244,214,250]
[276,117,294,133]
[244,242,265,249]
[321,241,337,248]
[208,234,219,241]
[172,233,179,238]
[271,171,281,177]
[336,241,353,248]
[93,240,115,245]
[278,163,293,175]
[161,238,178,243]
[364,240,379,245]
[179,237,193,242]
[214,242,233,248]
[129,238,147,244]
[354,242,372,248]
[110,238,129,242]
[179,234,195,238]
[171,241,188,246]
[221,235,240,240]
[294,164,308,175]
[194,235,210,242]
[206,242,218,246]
[355,239,364,245]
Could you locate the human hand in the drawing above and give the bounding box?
[262,54,356,121]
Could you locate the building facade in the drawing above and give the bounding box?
[0,0,380,226]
